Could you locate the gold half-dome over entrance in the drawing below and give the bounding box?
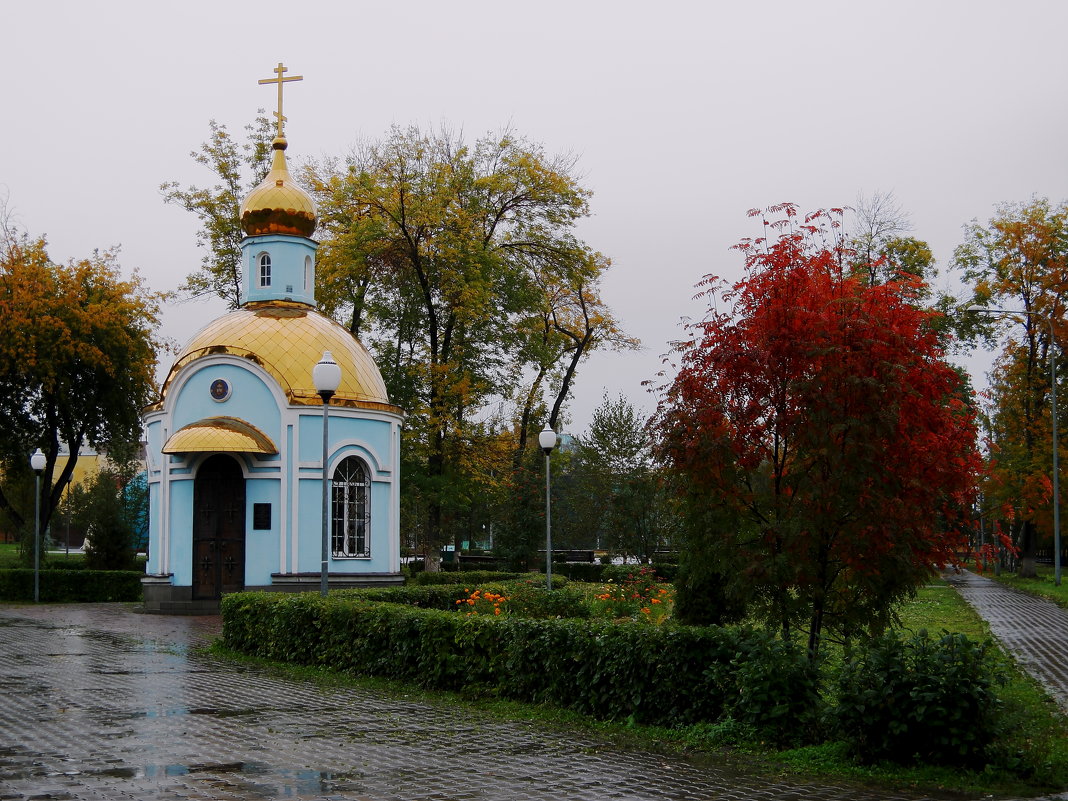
[163,416,277,454]
[151,301,399,413]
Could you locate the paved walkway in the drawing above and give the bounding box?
[944,570,1068,712]
[0,588,1063,801]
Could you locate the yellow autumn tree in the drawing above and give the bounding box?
[956,197,1068,575]
[0,221,164,549]
[306,126,635,557]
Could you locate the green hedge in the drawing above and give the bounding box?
[221,591,819,739]
[0,569,144,602]
[413,570,568,588]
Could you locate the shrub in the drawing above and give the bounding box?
[479,580,591,619]
[601,564,673,583]
[414,570,523,586]
[591,569,674,623]
[835,630,1005,766]
[673,563,748,626]
[0,568,144,602]
[552,562,605,582]
[341,585,470,609]
[220,592,821,739]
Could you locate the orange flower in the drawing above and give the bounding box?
[494,607,502,616]
[641,607,651,615]
[651,598,661,604]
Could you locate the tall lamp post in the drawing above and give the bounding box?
[539,426,558,590]
[967,305,1060,586]
[313,351,342,598]
[30,448,45,603]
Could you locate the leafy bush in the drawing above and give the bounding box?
[835,630,1005,766]
[600,563,673,583]
[591,567,674,623]
[479,580,591,619]
[673,563,748,626]
[0,568,144,602]
[341,585,471,609]
[551,562,605,582]
[221,592,820,740]
[413,570,568,588]
[414,570,523,586]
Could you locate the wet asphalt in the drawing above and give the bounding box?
[1,573,1067,801]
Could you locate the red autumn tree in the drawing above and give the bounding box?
[655,204,982,658]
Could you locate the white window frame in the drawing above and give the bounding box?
[331,456,371,558]
[258,253,272,287]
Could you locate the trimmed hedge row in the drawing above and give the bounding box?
[0,569,144,602]
[221,591,819,738]
[414,571,568,588]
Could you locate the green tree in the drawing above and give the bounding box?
[571,394,677,562]
[70,465,142,571]
[160,114,273,307]
[306,126,631,555]
[0,222,163,550]
[955,197,1068,576]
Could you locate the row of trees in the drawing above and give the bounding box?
[652,196,1067,656]
[6,106,1061,654]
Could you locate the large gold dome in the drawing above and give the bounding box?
[153,301,397,412]
[240,136,317,238]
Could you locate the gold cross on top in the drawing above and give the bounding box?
[258,62,303,138]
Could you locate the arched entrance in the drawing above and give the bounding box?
[192,454,245,600]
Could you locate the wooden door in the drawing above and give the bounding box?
[192,455,245,600]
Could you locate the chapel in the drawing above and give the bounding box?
[142,65,404,613]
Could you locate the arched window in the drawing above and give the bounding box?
[258,253,272,287]
[304,255,313,290]
[331,456,370,558]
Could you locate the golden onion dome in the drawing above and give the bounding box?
[240,136,317,238]
[152,301,397,412]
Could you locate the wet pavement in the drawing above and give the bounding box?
[944,570,1068,713]
[0,597,1062,801]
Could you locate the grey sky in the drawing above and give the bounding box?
[3,0,1066,432]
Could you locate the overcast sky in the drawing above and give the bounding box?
[3,0,1067,433]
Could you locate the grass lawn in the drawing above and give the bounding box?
[988,564,1068,608]
[214,576,1068,798]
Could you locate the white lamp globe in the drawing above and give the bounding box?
[312,351,342,396]
[538,426,557,454]
[29,448,46,472]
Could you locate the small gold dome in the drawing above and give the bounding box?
[154,301,397,412]
[240,137,317,238]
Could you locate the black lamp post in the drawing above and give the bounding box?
[539,426,558,590]
[313,351,342,597]
[30,448,45,602]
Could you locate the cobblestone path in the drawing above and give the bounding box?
[944,570,1068,712]
[0,603,979,801]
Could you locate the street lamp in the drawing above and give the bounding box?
[967,305,1061,586]
[30,448,45,602]
[539,426,558,590]
[313,351,342,598]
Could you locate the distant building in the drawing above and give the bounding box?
[142,68,404,612]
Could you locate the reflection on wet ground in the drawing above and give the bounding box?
[0,602,1051,801]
